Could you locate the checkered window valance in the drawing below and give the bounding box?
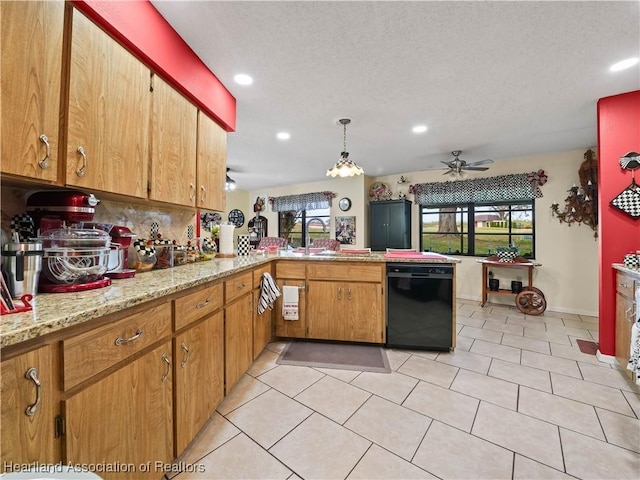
[269,191,335,212]
[409,172,545,205]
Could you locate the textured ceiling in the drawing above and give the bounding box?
[151,1,640,191]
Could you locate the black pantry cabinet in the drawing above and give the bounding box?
[369,199,412,251]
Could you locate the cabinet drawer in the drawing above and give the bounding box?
[307,263,383,282]
[616,272,636,299]
[275,261,306,279]
[174,282,223,331]
[225,271,253,303]
[63,303,172,390]
[253,264,272,289]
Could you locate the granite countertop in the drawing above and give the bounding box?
[0,252,459,349]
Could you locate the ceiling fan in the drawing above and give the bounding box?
[442,150,494,176]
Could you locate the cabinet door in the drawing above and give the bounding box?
[197,111,226,211]
[225,294,253,394]
[345,282,384,343]
[150,75,198,206]
[307,281,344,340]
[369,203,388,251]
[253,288,273,359]
[274,279,306,338]
[1,0,63,182]
[1,345,56,470]
[387,202,411,249]
[66,9,150,198]
[615,292,634,376]
[174,312,224,456]
[64,342,173,480]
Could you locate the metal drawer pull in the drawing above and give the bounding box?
[196,298,210,308]
[38,134,50,169]
[626,306,636,319]
[115,328,143,346]
[237,283,246,290]
[161,353,170,382]
[620,283,629,289]
[337,287,342,300]
[76,146,87,177]
[348,287,352,300]
[181,342,190,368]
[25,367,41,417]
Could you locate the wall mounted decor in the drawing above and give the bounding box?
[335,216,356,244]
[610,150,640,219]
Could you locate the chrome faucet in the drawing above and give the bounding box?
[304,220,311,255]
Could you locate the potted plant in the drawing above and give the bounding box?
[495,244,519,262]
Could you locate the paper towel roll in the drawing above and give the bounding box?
[219,224,235,255]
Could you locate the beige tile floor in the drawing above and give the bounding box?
[171,299,640,480]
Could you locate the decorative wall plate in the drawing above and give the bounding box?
[368,182,391,201]
[228,209,245,227]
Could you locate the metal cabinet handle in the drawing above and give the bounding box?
[38,134,50,169]
[200,185,206,201]
[189,183,196,200]
[161,353,170,382]
[76,146,87,177]
[196,298,210,308]
[115,328,143,346]
[626,306,636,320]
[24,367,41,416]
[348,287,352,300]
[180,342,190,368]
[237,283,246,290]
[337,286,342,300]
[620,283,629,289]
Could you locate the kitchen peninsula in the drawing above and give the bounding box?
[1,252,457,479]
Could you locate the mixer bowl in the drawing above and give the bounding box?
[39,227,111,249]
[42,247,110,284]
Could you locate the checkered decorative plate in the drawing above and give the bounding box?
[610,182,640,218]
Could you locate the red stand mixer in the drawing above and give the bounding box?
[26,190,118,292]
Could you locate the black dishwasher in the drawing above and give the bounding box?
[386,263,454,351]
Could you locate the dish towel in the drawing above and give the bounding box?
[627,285,640,385]
[282,285,299,321]
[258,272,281,315]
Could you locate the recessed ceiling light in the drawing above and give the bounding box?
[277,132,290,140]
[234,73,253,85]
[609,57,639,72]
[412,125,428,133]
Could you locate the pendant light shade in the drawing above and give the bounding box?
[225,168,237,191]
[326,118,364,177]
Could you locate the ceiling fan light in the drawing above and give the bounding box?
[225,167,237,191]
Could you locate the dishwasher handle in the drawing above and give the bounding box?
[388,272,453,279]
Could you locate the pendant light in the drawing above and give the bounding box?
[326,118,364,177]
[225,168,237,191]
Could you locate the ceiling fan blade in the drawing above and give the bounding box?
[466,158,494,167]
[442,169,454,175]
[462,166,490,171]
[440,161,453,167]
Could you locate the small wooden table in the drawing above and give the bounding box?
[478,256,540,307]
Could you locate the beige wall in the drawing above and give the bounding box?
[240,149,598,316]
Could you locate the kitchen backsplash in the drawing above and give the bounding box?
[1,186,199,244]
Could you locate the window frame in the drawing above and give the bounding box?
[278,208,331,247]
[418,200,536,258]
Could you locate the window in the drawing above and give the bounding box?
[278,208,330,247]
[419,201,535,257]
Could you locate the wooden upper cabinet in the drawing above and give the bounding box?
[1,0,64,182]
[197,112,227,211]
[150,75,198,206]
[66,8,150,198]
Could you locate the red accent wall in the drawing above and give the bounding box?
[597,90,640,356]
[72,0,236,132]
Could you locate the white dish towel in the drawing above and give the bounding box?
[627,285,640,385]
[258,272,280,315]
[282,285,299,321]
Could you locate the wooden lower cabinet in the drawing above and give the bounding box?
[253,288,273,359]
[174,312,224,456]
[307,280,383,343]
[1,345,57,471]
[615,270,636,379]
[225,293,253,394]
[274,279,307,338]
[63,342,173,480]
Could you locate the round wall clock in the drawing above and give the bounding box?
[228,209,245,227]
[338,197,352,211]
